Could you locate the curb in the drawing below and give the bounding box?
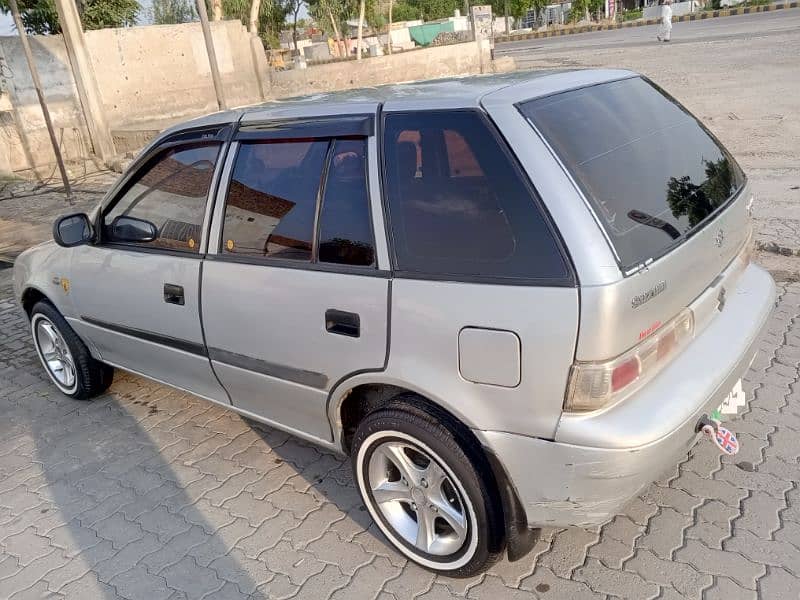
[496,1,799,42]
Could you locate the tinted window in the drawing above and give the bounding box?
[383,111,569,281]
[520,77,745,270]
[222,140,328,261]
[104,144,220,253]
[318,139,375,267]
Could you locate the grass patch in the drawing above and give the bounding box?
[621,9,643,20]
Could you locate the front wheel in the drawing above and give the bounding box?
[30,300,114,400]
[351,401,503,577]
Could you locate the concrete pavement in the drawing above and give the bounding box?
[1,263,799,599]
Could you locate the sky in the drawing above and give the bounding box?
[0,14,15,36]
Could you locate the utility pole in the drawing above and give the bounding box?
[53,0,115,164]
[196,0,227,110]
[8,0,71,199]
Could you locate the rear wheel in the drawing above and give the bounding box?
[351,400,503,577]
[30,300,113,400]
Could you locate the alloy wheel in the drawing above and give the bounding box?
[366,439,469,557]
[34,317,77,391]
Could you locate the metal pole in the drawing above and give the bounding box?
[8,0,72,199]
[196,0,227,111]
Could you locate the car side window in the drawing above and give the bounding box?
[104,143,221,253]
[317,138,375,267]
[221,140,328,261]
[383,111,570,282]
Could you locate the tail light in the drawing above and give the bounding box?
[565,309,694,412]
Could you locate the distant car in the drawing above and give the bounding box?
[14,70,775,576]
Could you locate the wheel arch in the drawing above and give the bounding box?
[21,286,51,318]
[332,378,539,562]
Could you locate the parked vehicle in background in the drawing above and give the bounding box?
[14,69,775,576]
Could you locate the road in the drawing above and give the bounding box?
[497,8,800,54]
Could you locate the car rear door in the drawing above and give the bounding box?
[201,112,389,443]
[67,126,231,403]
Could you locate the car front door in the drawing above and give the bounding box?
[67,127,230,403]
[201,116,389,443]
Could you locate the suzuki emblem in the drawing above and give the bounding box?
[714,229,725,247]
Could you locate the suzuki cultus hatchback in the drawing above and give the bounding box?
[15,70,775,576]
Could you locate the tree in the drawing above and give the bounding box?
[390,1,418,20]
[249,0,261,32]
[218,0,290,46]
[356,0,364,59]
[386,0,392,53]
[286,0,304,50]
[152,0,196,24]
[307,0,350,54]
[0,0,139,34]
[79,0,139,28]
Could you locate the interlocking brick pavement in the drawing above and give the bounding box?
[1,263,800,599]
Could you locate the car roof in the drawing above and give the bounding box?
[159,68,637,136]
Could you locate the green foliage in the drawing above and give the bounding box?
[218,0,289,47]
[568,0,601,22]
[621,8,642,20]
[152,0,196,23]
[389,1,420,20]
[508,0,530,20]
[80,0,139,28]
[0,0,139,33]
[307,0,352,38]
[0,0,59,33]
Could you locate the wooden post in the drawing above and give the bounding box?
[387,0,393,54]
[196,0,227,111]
[249,0,261,34]
[53,0,115,164]
[356,0,365,61]
[8,0,71,199]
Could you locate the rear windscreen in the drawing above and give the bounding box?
[519,77,745,271]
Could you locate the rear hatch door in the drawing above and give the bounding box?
[518,75,750,359]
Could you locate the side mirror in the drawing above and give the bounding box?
[109,216,158,244]
[53,213,93,247]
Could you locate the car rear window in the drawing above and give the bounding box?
[519,77,745,271]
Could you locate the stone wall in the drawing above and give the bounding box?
[0,20,266,172]
[85,20,266,126]
[0,34,89,173]
[0,28,511,173]
[267,41,500,98]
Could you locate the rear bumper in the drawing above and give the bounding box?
[476,262,776,528]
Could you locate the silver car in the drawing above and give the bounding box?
[14,69,775,576]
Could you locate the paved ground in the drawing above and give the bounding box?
[1,10,800,599]
[1,265,800,600]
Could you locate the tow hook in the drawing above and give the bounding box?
[696,414,740,456]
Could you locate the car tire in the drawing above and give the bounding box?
[352,398,504,577]
[30,300,113,400]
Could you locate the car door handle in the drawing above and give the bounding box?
[163,283,185,306]
[325,309,360,338]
